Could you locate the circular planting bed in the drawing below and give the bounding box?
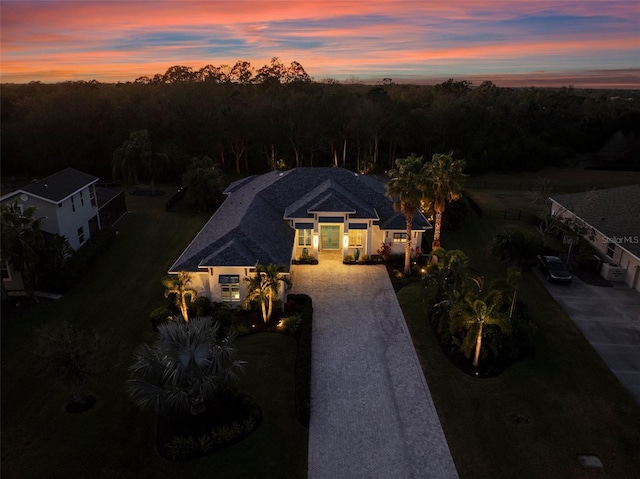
[157,388,262,461]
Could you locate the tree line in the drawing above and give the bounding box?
[2,60,639,182]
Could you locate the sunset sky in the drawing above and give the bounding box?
[1,1,639,87]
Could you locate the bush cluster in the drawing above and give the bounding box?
[40,228,117,293]
[160,390,262,461]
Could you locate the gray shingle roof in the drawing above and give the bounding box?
[20,168,98,203]
[170,167,431,272]
[551,184,640,258]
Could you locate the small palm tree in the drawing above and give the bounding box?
[35,321,107,410]
[449,290,510,368]
[424,152,466,250]
[0,200,45,299]
[491,268,521,321]
[243,264,291,323]
[127,317,244,415]
[386,155,428,275]
[162,271,197,322]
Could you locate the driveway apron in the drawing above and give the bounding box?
[537,272,640,405]
[290,260,458,479]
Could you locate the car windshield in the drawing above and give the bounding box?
[548,261,566,271]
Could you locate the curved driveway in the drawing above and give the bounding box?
[290,259,458,479]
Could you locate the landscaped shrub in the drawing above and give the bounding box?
[277,313,303,335]
[157,387,262,461]
[165,436,198,461]
[492,227,542,267]
[39,227,118,293]
[576,238,599,271]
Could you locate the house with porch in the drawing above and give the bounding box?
[549,184,640,292]
[169,167,431,305]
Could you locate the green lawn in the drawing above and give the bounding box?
[399,213,640,479]
[1,190,308,479]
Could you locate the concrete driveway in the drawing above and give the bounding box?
[536,272,640,405]
[290,258,458,479]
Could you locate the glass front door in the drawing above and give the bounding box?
[320,225,340,249]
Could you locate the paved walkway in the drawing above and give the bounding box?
[537,272,640,405]
[290,258,458,479]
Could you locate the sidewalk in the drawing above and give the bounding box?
[290,260,458,479]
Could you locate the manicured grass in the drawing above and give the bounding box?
[1,190,308,479]
[399,212,640,478]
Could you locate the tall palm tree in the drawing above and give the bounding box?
[0,200,45,298]
[127,317,244,415]
[449,289,510,368]
[386,155,428,275]
[243,264,290,323]
[162,271,197,322]
[424,152,466,250]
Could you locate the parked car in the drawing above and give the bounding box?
[537,255,573,283]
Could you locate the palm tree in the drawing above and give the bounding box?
[449,289,510,368]
[243,264,290,323]
[162,271,197,322]
[424,152,466,250]
[491,267,521,321]
[127,317,244,415]
[35,321,107,410]
[0,200,45,299]
[386,155,428,275]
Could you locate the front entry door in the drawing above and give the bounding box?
[320,225,340,249]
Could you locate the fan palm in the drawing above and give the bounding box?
[162,271,197,322]
[127,317,244,415]
[243,264,291,323]
[424,152,466,250]
[386,155,428,275]
[449,289,510,368]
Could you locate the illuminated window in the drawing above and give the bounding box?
[298,229,312,246]
[393,232,407,243]
[77,226,85,245]
[219,275,240,302]
[348,230,363,247]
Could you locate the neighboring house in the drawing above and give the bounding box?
[169,167,432,305]
[1,167,126,294]
[550,185,640,292]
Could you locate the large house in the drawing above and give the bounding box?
[169,167,432,304]
[550,184,640,292]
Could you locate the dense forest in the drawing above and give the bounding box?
[2,59,639,182]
